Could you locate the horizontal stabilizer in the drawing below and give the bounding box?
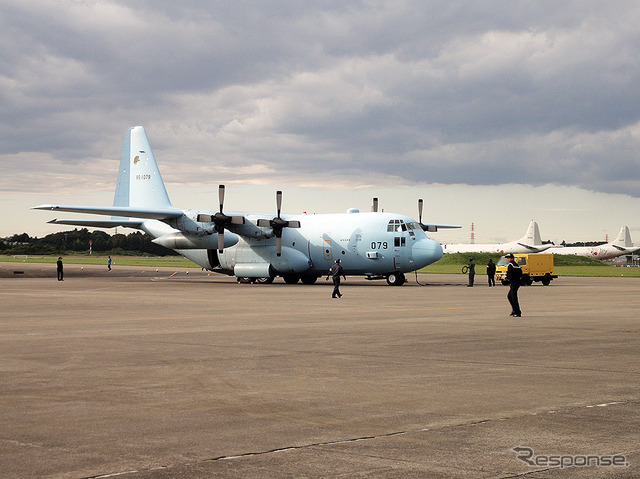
[47,219,144,229]
[33,204,183,221]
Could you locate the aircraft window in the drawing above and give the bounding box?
[394,237,406,247]
[387,219,408,232]
[497,256,526,266]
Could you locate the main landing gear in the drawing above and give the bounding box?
[237,273,407,286]
[386,272,406,286]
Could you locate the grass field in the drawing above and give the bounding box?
[2,253,638,277]
[0,254,197,268]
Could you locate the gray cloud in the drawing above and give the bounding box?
[2,0,640,198]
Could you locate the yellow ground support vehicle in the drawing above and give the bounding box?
[496,253,557,286]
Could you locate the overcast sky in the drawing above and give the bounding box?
[2,0,640,244]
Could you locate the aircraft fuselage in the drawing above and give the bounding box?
[145,210,443,280]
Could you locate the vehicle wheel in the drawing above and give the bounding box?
[542,274,551,286]
[386,272,405,286]
[300,275,319,285]
[256,277,274,284]
[282,274,300,284]
[501,279,509,286]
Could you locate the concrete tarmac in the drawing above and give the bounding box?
[1,262,639,478]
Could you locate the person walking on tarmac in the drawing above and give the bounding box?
[467,257,475,287]
[505,253,522,317]
[56,256,64,281]
[326,259,346,298]
[486,258,496,287]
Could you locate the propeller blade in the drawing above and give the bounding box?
[276,236,282,256]
[231,216,245,225]
[418,198,424,224]
[287,220,301,228]
[217,232,225,252]
[257,219,272,227]
[276,190,283,218]
[218,185,225,213]
[372,197,378,212]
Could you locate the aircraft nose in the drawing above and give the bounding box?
[412,238,443,268]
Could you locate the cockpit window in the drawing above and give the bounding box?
[387,219,407,232]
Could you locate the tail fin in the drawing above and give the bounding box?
[113,126,172,213]
[518,220,542,246]
[611,226,633,247]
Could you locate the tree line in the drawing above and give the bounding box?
[0,229,176,256]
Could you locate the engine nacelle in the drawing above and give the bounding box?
[153,232,238,250]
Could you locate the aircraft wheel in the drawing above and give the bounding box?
[386,272,405,286]
[256,277,274,284]
[300,275,319,285]
[282,274,300,284]
[237,277,252,284]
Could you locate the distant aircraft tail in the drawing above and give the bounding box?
[611,226,633,248]
[113,126,173,216]
[517,220,542,246]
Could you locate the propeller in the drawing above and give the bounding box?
[197,185,245,253]
[371,197,378,212]
[256,190,301,256]
[417,198,437,232]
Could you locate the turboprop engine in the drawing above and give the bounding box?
[152,231,239,250]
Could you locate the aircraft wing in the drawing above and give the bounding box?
[47,218,144,229]
[517,243,553,252]
[422,223,462,232]
[32,204,183,220]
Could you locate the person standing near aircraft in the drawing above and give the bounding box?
[107,255,112,271]
[326,259,346,298]
[505,254,522,317]
[57,257,63,281]
[486,259,496,287]
[467,258,475,287]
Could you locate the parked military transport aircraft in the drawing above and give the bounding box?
[546,226,639,260]
[441,220,551,254]
[33,126,460,285]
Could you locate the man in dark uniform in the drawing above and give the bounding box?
[486,258,496,287]
[467,257,475,287]
[505,253,522,317]
[57,256,64,281]
[326,259,346,298]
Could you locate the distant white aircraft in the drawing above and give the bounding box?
[33,126,461,285]
[547,226,639,260]
[441,220,552,254]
